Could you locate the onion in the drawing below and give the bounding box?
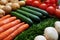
[11,3,20,10]
[18,1,25,6]
[55,21,60,33]
[34,35,46,40]
[2,5,12,14]
[44,27,58,40]
[0,9,5,17]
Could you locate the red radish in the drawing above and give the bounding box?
[0,17,16,26]
[0,15,11,21]
[0,19,21,33]
[3,24,29,40]
[0,22,24,40]
[39,3,48,10]
[46,6,56,15]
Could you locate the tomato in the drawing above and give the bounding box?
[46,6,56,15]
[26,0,33,5]
[39,3,48,10]
[55,9,60,18]
[32,1,41,7]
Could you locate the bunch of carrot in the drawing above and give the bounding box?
[0,15,29,40]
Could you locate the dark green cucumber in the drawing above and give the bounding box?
[11,11,33,25]
[16,10,40,22]
[25,6,50,17]
[20,7,43,18]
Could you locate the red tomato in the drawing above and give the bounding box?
[46,6,56,15]
[32,1,41,7]
[55,9,60,18]
[39,3,48,10]
[26,0,33,5]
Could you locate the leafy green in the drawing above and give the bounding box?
[14,17,58,40]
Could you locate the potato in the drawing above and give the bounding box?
[0,0,8,5]
[0,5,5,9]
[11,3,20,10]
[6,3,12,6]
[2,5,12,14]
[18,1,25,6]
[0,9,5,17]
[8,0,19,3]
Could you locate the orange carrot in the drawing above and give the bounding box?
[3,24,29,40]
[0,17,16,26]
[0,15,11,21]
[0,19,21,33]
[0,22,25,40]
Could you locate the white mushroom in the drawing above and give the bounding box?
[2,5,12,14]
[34,35,46,40]
[44,27,58,40]
[0,9,5,17]
[55,21,60,33]
[11,3,20,10]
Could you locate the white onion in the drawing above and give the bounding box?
[55,21,60,33]
[34,35,46,40]
[44,27,58,40]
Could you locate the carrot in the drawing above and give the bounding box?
[0,15,11,21]
[0,19,21,33]
[3,24,29,40]
[0,17,16,26]
[0,22,25,40]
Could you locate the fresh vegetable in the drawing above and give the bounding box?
[34,35,46,40]
[26,6,49,17]
[55,9,60,18]
[32,1,41,7]
[0,22,24,40]
[11,3,20,10]
[11,12,33,25]
[39,3,48,10]
[0,9,5,17]
[44,27,58,40]
[55,21,60,34]
[0,5,5,9]
[0,19,20,33]
[20,7,43,18]
[0,0,8,5]
[18,1,25,6]
[2,5,12,14]
[0,17,16,26]
[46,6,56,15]
[8,0,19,3]
[3,24,29,40]
[6,3,12,6]
[0,15,11,21]
[16,10,40,22]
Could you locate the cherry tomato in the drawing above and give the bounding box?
[55,9,60,18]
[39,3,48,10]
[26,0,33,5]
[32,1,41,7]
[46,6,56,15]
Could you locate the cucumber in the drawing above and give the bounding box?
[11,11,33,25]
[20,7,43,18]
[16,10,40,22]
[25,6,50,17]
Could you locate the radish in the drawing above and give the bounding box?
[34,35,46,40]
[44,27,58,40]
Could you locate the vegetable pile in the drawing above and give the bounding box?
[10,6,50,25]
[26,0,60,18]
[0,15,29,40]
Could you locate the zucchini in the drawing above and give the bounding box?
[25,6,50,17]
[20,7,43,18]
[16,10,40,22]
[11,11,33,25]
